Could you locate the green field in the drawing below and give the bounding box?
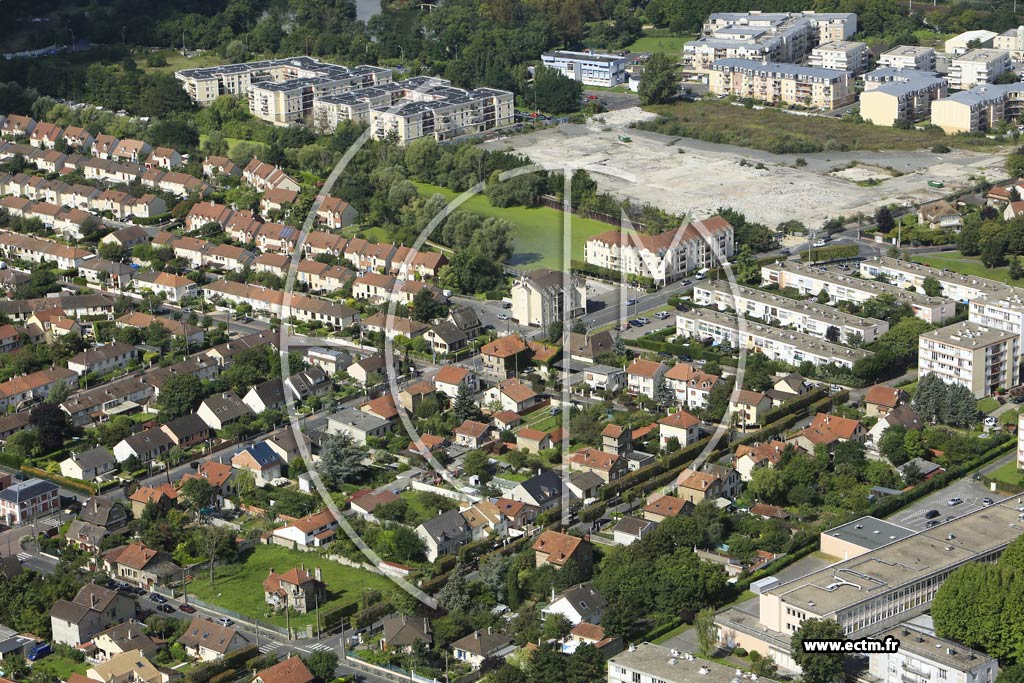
[978,397,1000,414]
[915,252,1021,285]
[136,50,226,75]
[989,459,1024,489]
[625,30,694,55]
[640,99,1005,153]
[199,134,270,159]
[412,182,613,269]
[30,655,88,680]
[185,544,394,630]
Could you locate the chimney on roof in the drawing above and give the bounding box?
[314,567,322,582]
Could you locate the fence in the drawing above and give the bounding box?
[343,653,442,683]
[151,586,295,639]
[537,194,647,231]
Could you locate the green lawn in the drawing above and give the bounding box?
[915,252,1022,285]
[989,459,1024,489]
[199,134,270,159]
[625,30,694,55]
[412,182,613,270]
[977,397,1001,414]
[185,544,395,630]
[31,655,88,680]
[399,489,457,526]
[345,226,391,242]
[523,410,562,433]
[136,50,226,75]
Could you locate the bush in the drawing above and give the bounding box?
[733,648,748,657]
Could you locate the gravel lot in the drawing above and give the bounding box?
[482,107,1009,227]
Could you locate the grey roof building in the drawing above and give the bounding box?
[415,509,472,562]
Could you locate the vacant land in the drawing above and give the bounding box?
[199,134,269,159]
[412,182,612,270]
[136,50,225,74]
[625,30,694,55]
[989,459,1024,489]
[915,252,1021,285]
[186,544,394,629]
[639,100,1003,153]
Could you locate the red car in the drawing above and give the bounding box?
[178,604,197,614]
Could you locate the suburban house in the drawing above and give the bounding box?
[483,377,540,414]
[643,493,693,522]
[159,414,210,450]
[113,427,173,465]
[867,404,923,447]
[917,199,962,230]
[601,424,633,456]
[665,362,721,409]
[533,530,593,572]
[178,617,247,661]
[416,509,472,562]
[231,442,284,487]
[243,379,287,414]
[433,366,479,398]
[179,461,236,505]
[567,447,627,484]
[516,428,552,454]
[325,407,391,445]
[451,630,515,669]
[480,335,530,378]
[60,447,117,483]
[253,657,315,683]
[728,390,773,430]
[454,420,491,449]
[50,584,135,646]
[734,441,787,481]
[127,485,178,517]
[541,583,606,626]
[566,330,614,364]
[263,567,326,614]
[506,470,563,512]
[197,392,252,430]
[580,364,626,394]
[423,321,468,355]
[864,384,910,417]
[626,359,666,399]
[102,542,182,588]
[0,478,58,525]
[270,509,338,550]
[658,410,701,450]
[316,196,358,229]
[381,616,432,653]
[92,622,160,661]
[791,412,866,452]
[675,464,743,504]
[612,516,657,546]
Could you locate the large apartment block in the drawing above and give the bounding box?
[930,82,1024,134]
[994,27,1024,60]
[367,84,514,145]
[540,51,628,87]
[686,11,856,72]
[859,257,1011,303]
[176,57,392,121]
[691,280,889,343]
[761,260,956,324]
[808,40,869,74]
[716,501,1024,672]
[509,268,586,329]
[675,308,872,369]
[708,59,855,109]
[878,45,937,71]
[860,69,948,126]
[583,217,734,285]
[948,49,1011,89]
[918,321,1019,397]
[869,625,998,683]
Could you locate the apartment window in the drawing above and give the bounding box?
[939,671,947,680]
[632,673,641,683]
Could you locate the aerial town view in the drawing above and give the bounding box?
[2,1,1024,683]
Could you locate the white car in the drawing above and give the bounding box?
[496,313,510,320]
[983,416,998,427]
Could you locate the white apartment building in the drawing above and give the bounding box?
[918,321,1019,398]
[762,260,956,324]
[968,291,1024,345]
[879,45,937,71]
[708,59,855,109]
[540,51,627,87]
[175,56,392,119]
[676,308,872,369]
[994,26,1024,60]
[949,49,1011,90]
[692,280,889,343]
[860,69,948,126]
[510,268,586,329]
[367,84,514,145]
[869,626,998,683]
[1018,412,1024,468]
[859,257,1012,303]
[808,40,869,74]
[583,216,734,285]
[609,643,758,683]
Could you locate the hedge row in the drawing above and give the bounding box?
[631,335,737,366]
[352,600,393,629]
[570,259,657,291]
[799,244,859,262]
[760,387,828,426]
[21,465,97,495]
[186,645,258,683]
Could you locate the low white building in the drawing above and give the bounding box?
[541,51,627,87]
[868,625,998,683]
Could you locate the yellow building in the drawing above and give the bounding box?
[860,70,948,126]
[708,58,854,109]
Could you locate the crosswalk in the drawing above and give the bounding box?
[258,642,282,654]
[16,553,30,562]
[258,640,335,655]
[308,642,335,652]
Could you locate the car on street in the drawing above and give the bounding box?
[982,498,994,507]
[157,604,175,614]
[947,497,963,506]
[680,280,692,287]
[178,604,197,613]
[496,313,510,320]
[215,617,235,627]
[626,299,637,306]
[149,594,167,604]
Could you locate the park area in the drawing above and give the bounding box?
[185,543,394,630]
[412,181,612,270]
[916,252,1023,285]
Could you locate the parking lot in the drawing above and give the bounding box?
[886,478,998,531]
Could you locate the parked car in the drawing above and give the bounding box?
[946,497,963,506]
[496,313,510,320]
[157,604,175,614]
[983,416,998,427]
[924,509,940,519]
[549,407,562,416]
[27,643,51,661]
[178,604,197,614]
[149,593,167,604]
[982,498,994,507]
[654,311,670,320]
[215,617,235,627]
[926,519,940,528]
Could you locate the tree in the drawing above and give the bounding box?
[179,478,213,513]
[530,66,582,114]
[998,665,1024,683]
[542,613,573,641]
[437,566,472,613]
[653,375,673,408]
[694,607,717,656]
[317,433,369,489]
[1012,256,1024,282]
[5,430,37,461]
[791,618,847,683]
[158,374,204,421]
[452,382,482,423]
[411,288,446,323]
[30,402,70,454]
[875,207,895,232]
[921,276,942,297]
[45,379,70,406]
[638,52,677,105]
[304,651,339,683]
[878,425,909,466]
[194,525,236,586]
[491,664,528,683]
[733,245,760,285]
[463,450,492,484]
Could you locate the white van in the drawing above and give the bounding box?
[695,268,710,280]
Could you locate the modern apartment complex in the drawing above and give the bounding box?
[707,59,855,109]
[859,257,1012,303]
[868,625,998,683]
[675,308,872,369]
[930,82,1024,134]
[583,216,734,285]
[540,51,628,87]
[691,280,889,343]
[878,45,937,71]
[948,49,1011,89]
[716,501,1024,671]
[918,321,1019,397]
[994,26,1024,60]
[860,69,949,126]
[808,40,869,74]
[175,56,391,120]
[608,643,770,683]
[686,11,856,73]
[509,268,586,329]
[761,260,956,324]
